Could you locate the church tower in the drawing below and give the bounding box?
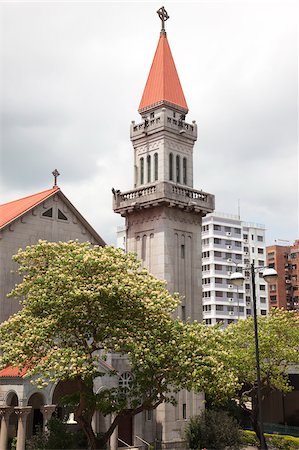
[113,7,214,324]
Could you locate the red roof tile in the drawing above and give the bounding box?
[0,187,59,229]
[139,33,188,112]
[0,366,27,377]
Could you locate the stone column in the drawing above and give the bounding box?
[41,404,56,431]
[0,406,14,450]
[109,414,118,450]
[15,406,32,450]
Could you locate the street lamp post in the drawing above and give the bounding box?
[230,263,278,450]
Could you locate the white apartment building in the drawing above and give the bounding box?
[202,212,268,326]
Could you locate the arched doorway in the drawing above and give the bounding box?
[27,393,44,437]
[6,392,18,441]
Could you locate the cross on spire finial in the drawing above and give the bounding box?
[157,6,169,35]
[52,169,60,187]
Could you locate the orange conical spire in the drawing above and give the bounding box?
[138,32,188,113]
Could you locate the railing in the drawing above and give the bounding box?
[113,182,214,212]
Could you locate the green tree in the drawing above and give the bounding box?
[0,241,235,450]
[223,310,299,445]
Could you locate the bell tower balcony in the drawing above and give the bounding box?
[113,181,214,217]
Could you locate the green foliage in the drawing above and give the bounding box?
[0,241,236,450]
[240,430,259,446]
[267,434,299,450]
[240,430,299,450]
[185,409,242,449]
[25,417,87,449]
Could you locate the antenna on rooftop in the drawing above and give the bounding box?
[52,169,60,187]
[237,199,241,220]
[157,6,169,35]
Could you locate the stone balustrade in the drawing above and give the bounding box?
[113,181,215,215]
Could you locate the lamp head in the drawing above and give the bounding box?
[262,268,278,284]
[230,272,245,287]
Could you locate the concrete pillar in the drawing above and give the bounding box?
[41,404,56,431]
[15,406,32,450]
[0,407,14,450]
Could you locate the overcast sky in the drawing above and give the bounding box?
[0,1,298,245]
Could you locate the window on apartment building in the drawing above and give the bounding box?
[225,252,231,258]
[227,292,234,298]
[235,254,242,260]
[215,278,223,284]
[234,228,241,234]
[202,264,210,271]
[228,319,235,324]
[259,273,264,279]
[215,264,222,270]
[238,293,243,299]
[267,252,275,259]
[216,318,224,324]
[235,241,242,247]
[203,291,211,298]
[260,285,266,291]
[202,238,209,245]
[227,266,233,272]
[213,224,221,231]
[228,306,234,312]
[251,247,255,253]
[203,278,211,285]
[226,279,233,285]
[268,262,275,268]
[261,310,267,315]
[246,296,251,302]
[203,305,211,311]
[270,295,277,303]
[260,297,266,303]
[246,309,252,315]
[292,264,297,270]
[214,238,221,244]
[245,283,250,290]
[147,410,153,421]
[245,271,250,277]
[258,248,264,254]
[205,319,212,325]
[243,234,248,240]
[257,235,263,242]
[225,226,231,232]
[216,305,224,311]
[269,284,276,292]
[258,260,264,266]
[251,234,254,240]
[203,251,210,258]
[225,240,231,245]
[244,247,249,252]
[215,291,223,297]
[239,306,244,312]
[214,251,222,257]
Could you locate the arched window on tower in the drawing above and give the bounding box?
[169,153,173,181]
[140,157,144,185]
[147,155,151,183]
[176,155,181,183]
[183,157,187,184]
[154,153,158,181]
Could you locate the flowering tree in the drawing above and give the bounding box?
[0,241,235,450]
[223,309,299,444]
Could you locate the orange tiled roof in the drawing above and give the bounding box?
[0,366,27,377]
[0,186,59,229]
[139,33,188,112]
